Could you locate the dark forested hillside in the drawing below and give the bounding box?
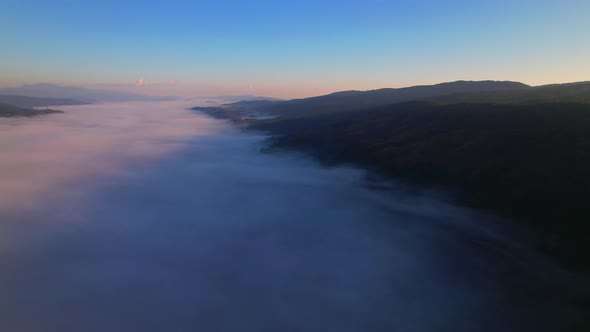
[193,80,590,273]
[249,101,590,271]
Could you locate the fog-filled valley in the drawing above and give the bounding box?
[0,102,582,331]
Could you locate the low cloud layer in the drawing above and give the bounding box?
[0,102,576,331]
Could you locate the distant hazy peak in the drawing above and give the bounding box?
[0,83,178,103]
[0,95,87,108]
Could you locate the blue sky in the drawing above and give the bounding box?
[1,0,589,98]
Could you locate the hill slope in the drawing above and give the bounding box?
[194,80,590,273]
[250,101,590,272]
[215,80,530,117]
[426,81,590,105]
[201,81,590,121]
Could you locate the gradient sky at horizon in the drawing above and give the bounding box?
[1,0,589,98]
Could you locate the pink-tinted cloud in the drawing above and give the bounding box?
[135,78,144,87]
[0,101,220,214]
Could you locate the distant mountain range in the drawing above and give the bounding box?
[0,83,284,106]
[0,95,87,108]
[0,83,178,103]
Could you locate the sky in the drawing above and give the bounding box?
[1,0,589,98]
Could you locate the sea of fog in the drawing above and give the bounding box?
[0,101,578,331]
